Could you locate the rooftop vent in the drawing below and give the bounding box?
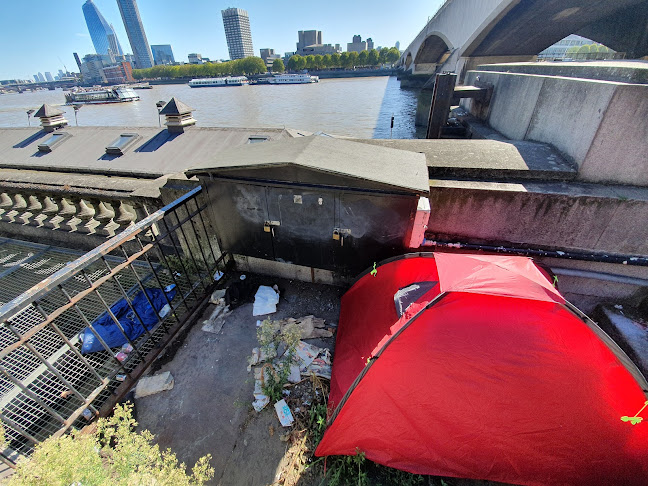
[105,133,139,155]
[159,98,196,134]
[37,132,70,152]
[248,136,269,144]
[33,104,68,132]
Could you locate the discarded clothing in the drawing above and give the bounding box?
[80,285,176,354]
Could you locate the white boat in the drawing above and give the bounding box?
[65,86,139,104]
[188,76,249,87]
[268,73,319,84]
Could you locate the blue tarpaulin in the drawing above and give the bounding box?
[80,285,177,354]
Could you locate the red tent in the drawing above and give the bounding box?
[315,253,648,485]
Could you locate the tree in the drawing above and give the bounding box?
[322,54,332,69]
[386,47,400,64]
[379,47,389,64]
[305,55,315,70]
[8,404,214,486]
[331,53,341,69]
[358,50,369,66]
[348,51,359,68]
[287,55,300,71]
[272,58,285,73]
[340,52,350,69]
[313,55,324,69]
[367,49,380,66]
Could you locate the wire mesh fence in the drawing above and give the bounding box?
[0,186,225,466]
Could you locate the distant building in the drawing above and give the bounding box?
[33,75,39,83]
[37,72,45,83]
[347,35,367,53]
[188,53,203,64]
[102,61,134,84]
[367,38,374,51]
[58,69,65,79]
[260,48,281,68]
[151,44,175,65]
[297,30,321,52]
[82,0,124,56]
[221,8,254,60]
[44,72,54,82]
[538,34,606,60]
[395,41,400,51]
[300,44,340,56]
[73,53,83,72]
[80,54,109,84]
[116,0,154,69]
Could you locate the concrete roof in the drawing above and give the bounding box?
[187,135,430,194]
[0,126,297,178]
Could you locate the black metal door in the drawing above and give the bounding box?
[208,182,274,260]
[266,187,336,269]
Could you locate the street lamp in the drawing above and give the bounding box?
[156,100,166,127]
[26,109,35,127]
[72,104,82,126]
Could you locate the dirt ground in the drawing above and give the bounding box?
[135,273,343,486]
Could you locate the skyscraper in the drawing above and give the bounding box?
[151,45,175,65]
[44,72,54,82]
[82,0,124,56]
[221,8,254,60]
[116,0,154,69]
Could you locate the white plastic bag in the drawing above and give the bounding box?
[252,285,280,316]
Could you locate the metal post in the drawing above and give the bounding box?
[185,200,213,282]
[426,72,457,139]
[172,208,209,293]
[194,196,219,266]
[156,216,200,301]
[0,412,40,445]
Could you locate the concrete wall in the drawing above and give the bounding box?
[462,70,648,186]
[427,179,648,255]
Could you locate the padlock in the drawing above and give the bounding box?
[264,222,271,233]
[332,229,340,240]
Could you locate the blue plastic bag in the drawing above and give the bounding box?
[80,285,176,354]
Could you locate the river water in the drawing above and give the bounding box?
[0,77,423,139]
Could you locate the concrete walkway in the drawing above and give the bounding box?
[135,274,342,485]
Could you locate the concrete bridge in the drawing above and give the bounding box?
[401,0,648,79]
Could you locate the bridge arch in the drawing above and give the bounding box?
[404,52,413,69]
[414,32,454,65]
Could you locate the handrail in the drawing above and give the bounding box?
[0,185,203,323]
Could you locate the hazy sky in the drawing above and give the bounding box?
[0,0,443,80]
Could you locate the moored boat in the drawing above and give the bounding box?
[64,86,139,104]
[188,76,249,87]
[268,73,319,84]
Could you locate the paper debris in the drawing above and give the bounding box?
[295,341,320,369]
[274,399,294,427]
[253,286,280,316]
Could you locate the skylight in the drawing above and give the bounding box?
[37,132,69,153]
[105,133,139,155]
[247,136,268,144]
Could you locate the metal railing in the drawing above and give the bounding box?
[0,186,226,467]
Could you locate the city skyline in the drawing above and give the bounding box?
[82,0,124,57]
[0,0,441,79]
[116,0,154,69]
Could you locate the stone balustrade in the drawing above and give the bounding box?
[0,191,153,239]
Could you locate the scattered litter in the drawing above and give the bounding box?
[295,341,319,369]
[256,319,262,327]
[614,304,624,310]
[288,364,301,383]
[213,270,224,281]
[134,371,174,399]
[275,399,295,427]
[253,285,280,316]
[269,425,275,436]
[253,395,270,412]
[115,352,128,362]
[121,343,134,354]
[209,289,227,305]
[115,374,127,382]
[240,274,246,280]
[202,303,231,334]
[248,346,277,370]
[82,408,93,421]
[280,432,290,442]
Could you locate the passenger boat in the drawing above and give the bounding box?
[188,76,249,87]
[268,73,319,84]
[64,86,139,104]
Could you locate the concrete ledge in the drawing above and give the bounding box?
[427,179,648,255]
[233,254,351,287]
[353,138,577,182]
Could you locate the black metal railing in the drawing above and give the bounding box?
[0,186,226,467]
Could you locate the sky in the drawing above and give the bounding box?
[0,0,443,80]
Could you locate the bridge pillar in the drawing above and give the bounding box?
[457,55,537,82]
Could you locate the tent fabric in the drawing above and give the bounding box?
[80,285,176,354]
[316,253,648,485]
